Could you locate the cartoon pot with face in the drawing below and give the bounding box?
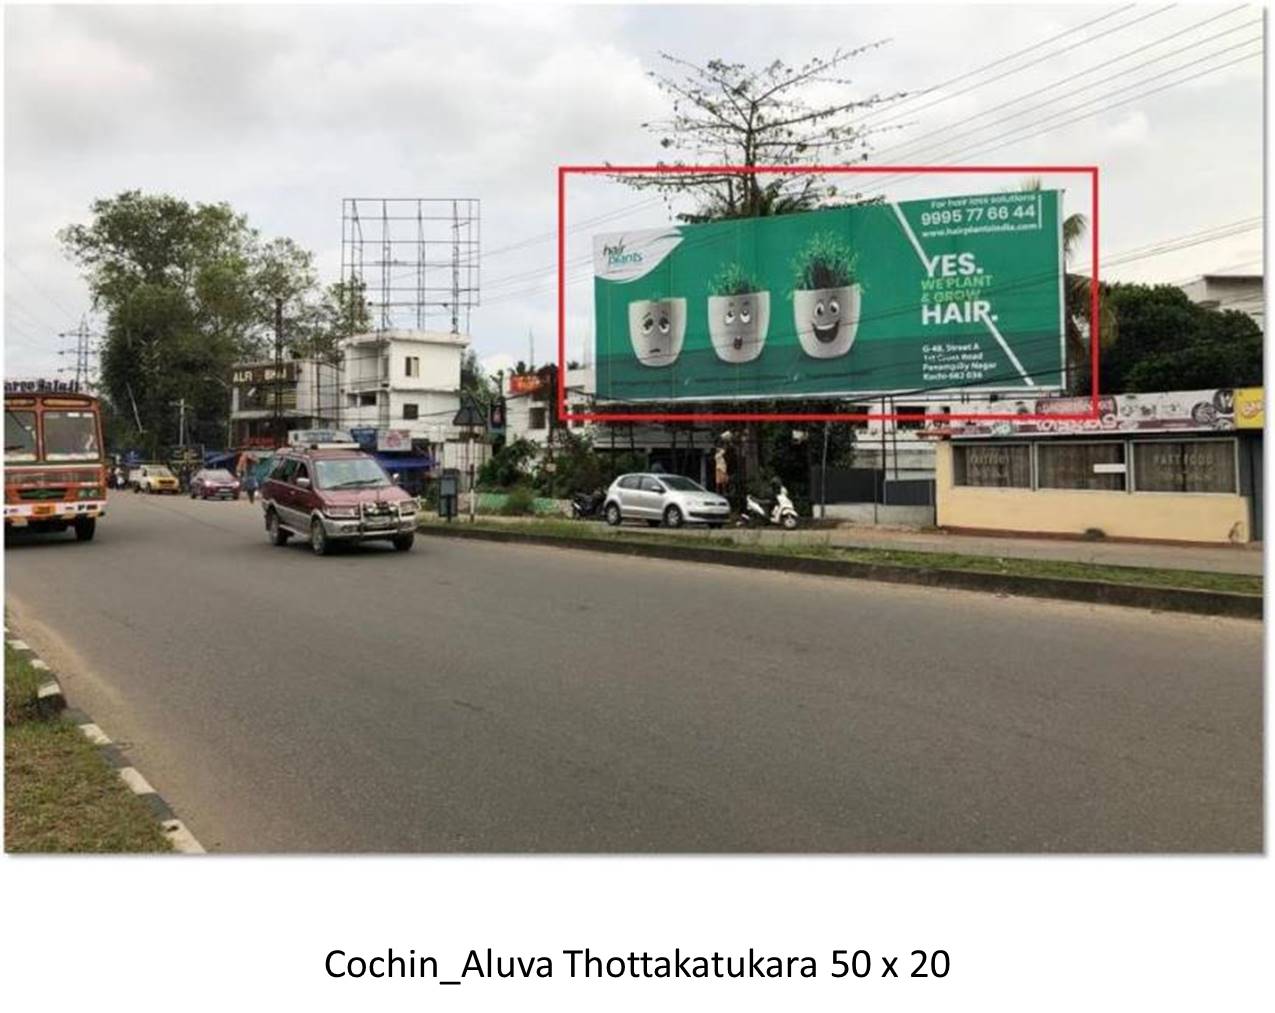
[627,298,686,367]
[707,264,770,363]
[791,232,860,359]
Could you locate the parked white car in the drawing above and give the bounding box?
[603,473,731,529]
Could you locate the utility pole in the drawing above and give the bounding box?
[171,397,188,446]
[274,297,284,447]
[820,422,830,520]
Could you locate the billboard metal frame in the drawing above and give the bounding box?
[557,164,1100,424]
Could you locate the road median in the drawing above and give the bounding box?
[418,520,1262,619]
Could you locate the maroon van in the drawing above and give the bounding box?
[260,444,417,556]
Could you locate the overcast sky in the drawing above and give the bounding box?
[3,3,1264,380]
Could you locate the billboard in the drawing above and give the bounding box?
[592,190,1064,402]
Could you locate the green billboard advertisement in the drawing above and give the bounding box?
[592,189,1065,402]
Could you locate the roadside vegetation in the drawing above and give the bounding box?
[417,517,1262,597]
[4,642,170,852]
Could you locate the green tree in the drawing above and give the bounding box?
[460,348,499,403]
[1019,177,1116,393]
[1097,283,1262,393]
[60,191,329,454]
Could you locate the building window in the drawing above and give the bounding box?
[1133,439,1237,493]
[1036,441,1126,491]
[529,407,547,430]
[953,443,1031,488]
[846,404,870,430]
[405,356,420,378]
[403,403,419,420]
[358,392,377,407]
[895,405,927,430]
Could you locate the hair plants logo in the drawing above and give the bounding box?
[603,237,642,270]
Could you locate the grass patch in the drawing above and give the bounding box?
[419,517,1262,596]
[5,720,172,852]
[5,632,172,852]
[5,643,45,726]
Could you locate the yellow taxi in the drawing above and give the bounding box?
[133,464,180,494]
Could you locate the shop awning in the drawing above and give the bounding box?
[375,455,433,472]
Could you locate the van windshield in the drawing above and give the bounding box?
[315,457,391,490]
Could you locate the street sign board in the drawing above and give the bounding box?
[452,395,486,428]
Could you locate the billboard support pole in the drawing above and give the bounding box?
[820,422,829,521]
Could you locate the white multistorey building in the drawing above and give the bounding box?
[338,330,488,471]
[1179,273,1264,328]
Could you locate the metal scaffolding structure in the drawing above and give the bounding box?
[339,197,481,334]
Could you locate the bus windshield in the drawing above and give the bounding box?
[43,411,100,461]
[5,410,37,462]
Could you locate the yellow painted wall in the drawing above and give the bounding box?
[935,443,1251,543]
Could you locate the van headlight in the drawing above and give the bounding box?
[325,506,359,519]
[399,499,418,513]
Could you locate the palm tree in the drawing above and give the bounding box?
[1021,177,1115,393]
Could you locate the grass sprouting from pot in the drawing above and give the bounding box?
[793,232,857,290]
[709,262,761,297]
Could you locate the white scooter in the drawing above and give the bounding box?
[740,484,800,530]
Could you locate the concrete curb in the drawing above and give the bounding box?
[5,632,205,853]
[417,526,1263,620]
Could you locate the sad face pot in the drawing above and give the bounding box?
[628,298,686,368]
[793,285,861,359]
[707,291,770,364]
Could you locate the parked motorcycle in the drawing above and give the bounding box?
[739,483,800,530]
[571,488,607,520]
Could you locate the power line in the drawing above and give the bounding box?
[878,10,1259,164]
[873,16,1260,164]
[4,253,88,321]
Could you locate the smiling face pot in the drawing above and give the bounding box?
[627,298,686,367]
[707,291,770,364]
[793,285,860,359]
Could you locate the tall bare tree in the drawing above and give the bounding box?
[621,47,907,222]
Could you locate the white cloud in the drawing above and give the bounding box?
[3,3,1264,381]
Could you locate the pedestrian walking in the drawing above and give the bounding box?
[243,469,258,504]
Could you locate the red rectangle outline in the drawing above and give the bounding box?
[558,164,1099,424]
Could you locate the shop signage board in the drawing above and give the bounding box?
[940,388,1264,438]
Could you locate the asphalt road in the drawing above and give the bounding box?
[4,491,1262,852]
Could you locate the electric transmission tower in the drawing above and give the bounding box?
[57,316,101,390]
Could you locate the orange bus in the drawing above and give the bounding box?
[4,382,107,541]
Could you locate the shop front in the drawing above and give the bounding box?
[934,388,1264,544]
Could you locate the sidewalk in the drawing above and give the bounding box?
[455,514,1263,576]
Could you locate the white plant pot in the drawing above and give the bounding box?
[627,298,686,368]
[793,284,860,359]
[707,291,770,363]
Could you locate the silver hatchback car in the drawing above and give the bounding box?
[603,473,731,528]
